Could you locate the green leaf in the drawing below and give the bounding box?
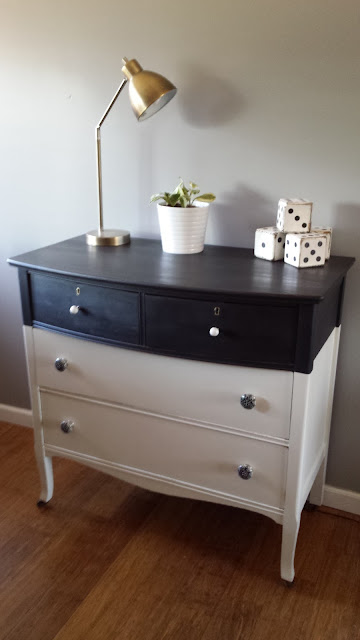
[149,193,164,203]
[194,193,216,203]
[178,187,190,201]
[169,193,180,206]
[173,179,184,195]
[182,185,190,197]
[150,181,215,209]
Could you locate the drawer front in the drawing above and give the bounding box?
[145,295,298,369]
[30,273,140,344]
[40,391,288,510]
[33,328,293,439]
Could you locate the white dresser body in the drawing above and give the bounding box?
[25,324,340,582]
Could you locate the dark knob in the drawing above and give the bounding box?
[60,420,74,434]
[55,358,68,372]
[238,464,253,480]
[240,393,256,410]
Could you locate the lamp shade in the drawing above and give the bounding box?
[122,58,177,121]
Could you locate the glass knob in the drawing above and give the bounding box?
[238,464,253,480]
[240,393,256,410]
[60,420,74,434]
[55,357,68,372]
[69,305,80,315]
[209,327,220,337]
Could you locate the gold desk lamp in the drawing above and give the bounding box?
[86,57,177,247]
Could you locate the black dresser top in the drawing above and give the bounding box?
[9,235,354,303]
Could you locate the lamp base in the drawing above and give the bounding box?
[86,229,131,247]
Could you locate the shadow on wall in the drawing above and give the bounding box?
[209,184,275,248]
[333,203,360,258]
[331,201,360,378]
[326,202,360,490]
[177,64,245,127]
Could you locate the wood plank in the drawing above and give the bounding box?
[0,423,359,640]
[0,425,160,640]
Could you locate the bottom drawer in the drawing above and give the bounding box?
[40,390,288,510]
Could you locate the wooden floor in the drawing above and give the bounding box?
[0,422,359,640]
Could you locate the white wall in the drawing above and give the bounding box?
[1,0,359,491]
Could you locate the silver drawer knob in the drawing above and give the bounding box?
[60,420,74,434]
[238,464,253,480]
[69,305,80,315]
[209,327,220,337]
[55,357,68,372]
[240,393,256,410]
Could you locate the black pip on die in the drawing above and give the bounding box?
[254,227,286,261]
[277,198,312,233]
[311,227,332,259]
[284,233,327,268]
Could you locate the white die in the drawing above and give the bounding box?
[276,198,312,233]
[284,233,327,268]
[311,226,332,259]
[254,227,285,261]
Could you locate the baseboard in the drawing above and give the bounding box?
[0,403,33,428]
[323,485,360,516]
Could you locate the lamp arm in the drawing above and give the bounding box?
[96,78,128,234]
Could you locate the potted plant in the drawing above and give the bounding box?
[150,179,216,254]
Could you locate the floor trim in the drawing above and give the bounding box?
[323,485,360,516]
[0,403,33,428]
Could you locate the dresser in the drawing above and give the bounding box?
[9,236,354,583]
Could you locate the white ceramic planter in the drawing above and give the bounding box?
[157,202,209,254]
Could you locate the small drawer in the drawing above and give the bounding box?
[145,295,298,369]
[40,390,288,511]
[30,273,140,344]
[33,328,293,439]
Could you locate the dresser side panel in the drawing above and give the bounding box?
[286,328,339,515]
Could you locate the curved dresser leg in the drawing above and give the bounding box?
[280,511,301,583]
[36,455,54,506]
[22,327,54,506]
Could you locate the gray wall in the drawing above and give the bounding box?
[1,0,359,492]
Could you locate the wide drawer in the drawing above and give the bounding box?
[33,328,293,440]
[30,273,140,344]
[40,390,288,510]
[145,294,298,369]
